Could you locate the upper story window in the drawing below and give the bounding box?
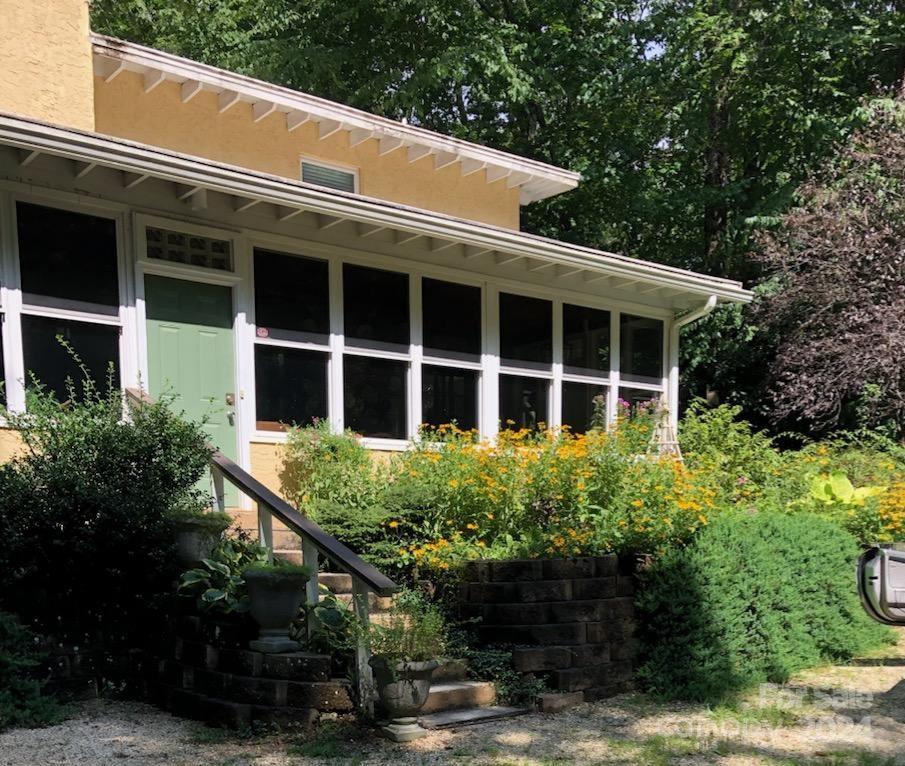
[301,160,357,193]
[146,226,232,272]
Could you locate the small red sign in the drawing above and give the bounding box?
[256,327,270,338]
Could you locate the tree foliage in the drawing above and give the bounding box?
[756,101,905,436]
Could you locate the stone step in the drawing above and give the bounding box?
[420,706,530,729]
[318,572,352,594]
[332,592,394,612]
[421,681,495,714]
[160,660,354,712]
[171,639,332,682]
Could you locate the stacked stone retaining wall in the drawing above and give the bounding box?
[461,555,636,701]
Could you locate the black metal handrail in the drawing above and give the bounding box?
[124,388,397,595]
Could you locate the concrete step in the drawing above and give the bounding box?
[332,592,394,612]
[421,681,495,714]
[318,572,352,594]
[420,705,530,729]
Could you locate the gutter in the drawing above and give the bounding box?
[667,295,718,427]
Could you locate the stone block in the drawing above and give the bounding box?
[464,560,491,583]
[616,575,636,596]
[544,557,596,580]
[484,602,550,625]
[470,581,519,603]
[490,560,544,582]
[584,622,607,644]
[511,646,572,673]
[261,652,331,682]
[550,600,604,623]
[570,643,610,667]
[610,639,638,662]
[175,639,206,667]
[285,681,354,712]
[537,691,584,714]
[192,668,227,698]
[571,577,617,600]
[605,618,635,641]
[504,623,586,646]
[611,597,635,619]
[517,580,572,603]
[201,696,254,729]
[553,667,601,693]
[224,674,288,706]
[582,682,630,703]
[595,555,618,577]
[217,648,263,677]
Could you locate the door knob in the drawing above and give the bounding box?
[227,411,235,426]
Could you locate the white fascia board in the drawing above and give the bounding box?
[0,113,752,304]
[90,34,581,203]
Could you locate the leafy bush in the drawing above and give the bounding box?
[280,420,385,514]
[0,612,64,732]
[635,511,893,702]
[361,589,446,663]
[464,648,547,706]
[0,381,211,647]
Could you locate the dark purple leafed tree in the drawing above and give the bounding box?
[756,100,905,437]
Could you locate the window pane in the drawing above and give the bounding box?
[563,304,610,375]
[620,314,664,384]
[423,278,481,359]
[499,375,548,431]
[254,346,327,431]
[254,249,329,337]
[17,202,119,308]
[499,293,551,367]
[146,226,232,271]
[562,382,608,434]
[344,356,407,438]
[422,365,478,430]
[343,264,409,348]
[618,387,661,416]
[22,315,119,401]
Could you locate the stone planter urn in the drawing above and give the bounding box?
[174,513,231,566]
[369,656,439,742]
[244,566,309,653]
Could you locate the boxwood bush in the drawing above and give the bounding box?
[635,511,893,702]
[0,379,211,650]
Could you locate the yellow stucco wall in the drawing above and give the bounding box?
[0,0,95,132]
[0,429,25,463]
[93,73,521,229]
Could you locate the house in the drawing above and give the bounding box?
[0,0,752,497]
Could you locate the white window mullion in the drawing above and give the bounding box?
[551,297,563,429]
[481,284,500,439]
[409,274,423,439]
[608,309,621,425]
[327,256,344,432]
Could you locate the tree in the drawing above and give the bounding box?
[755,100,905,437]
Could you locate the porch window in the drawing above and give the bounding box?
[21,315,119,401]
[421,278,481,430]
[254,346,327,431]
[562,381,607,434]
[343,264,409,350]
[343,356,407,439]
[619,387,662,415]
[563,304,609,375]
[500,374,548,431]
[422,365,478,431]
[253,248,329,430]
[620,314,664,385]
[15,202,121,402]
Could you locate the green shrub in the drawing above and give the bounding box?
[635,511,893,702]
[0,612,65,732]
[280,421,385,514]
[0,381,211,648]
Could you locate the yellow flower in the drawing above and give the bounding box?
[387,520,399,529]
[466,523,478,530]
[631,499,644,508]
[448,479,459,488]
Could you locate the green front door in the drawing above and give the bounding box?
[144,275,238,474]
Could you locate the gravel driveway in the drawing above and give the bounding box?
[4,631,905,766]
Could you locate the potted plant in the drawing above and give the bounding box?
[171,505,233,566]
[243,561,311,653]
[365,591,446,742]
